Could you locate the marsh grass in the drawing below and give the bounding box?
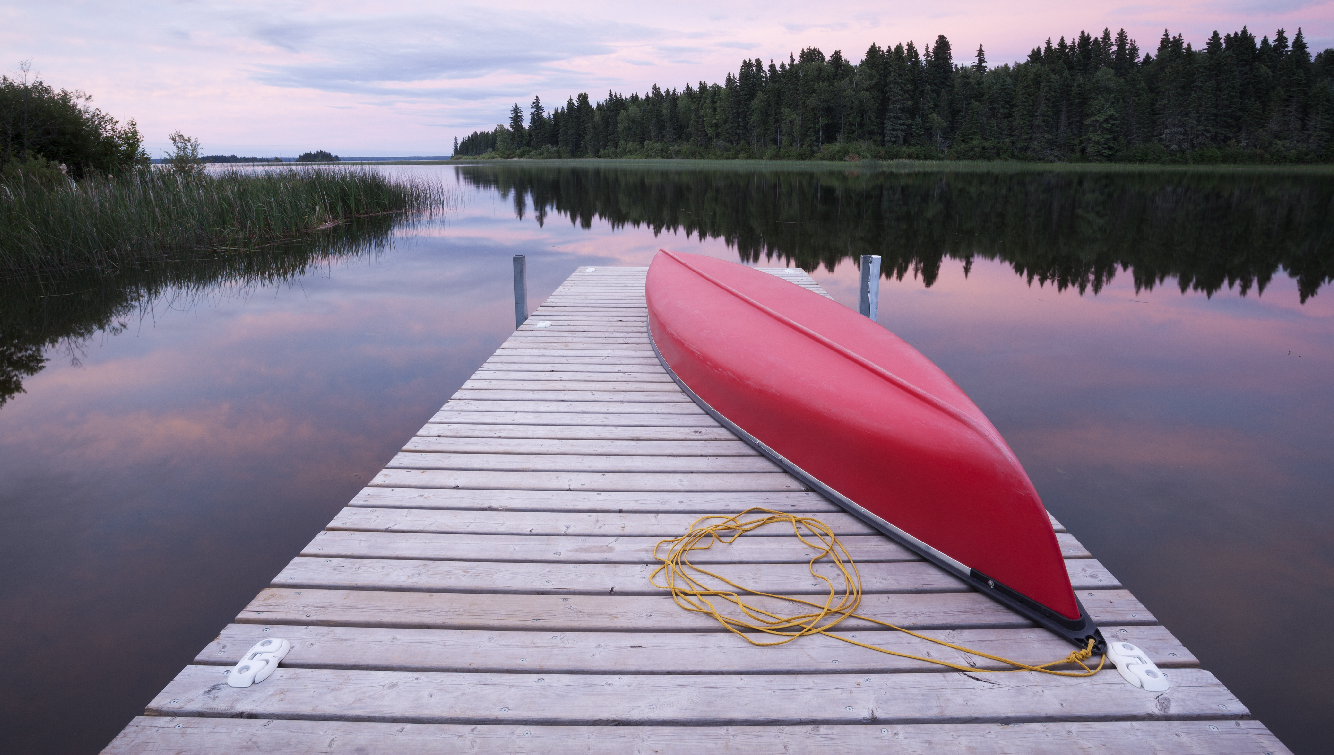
[0,166,456,275]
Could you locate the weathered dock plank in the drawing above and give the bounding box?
[106,718,1287,755]
[271,556,1121,593]
[297,530,1091,562]
[403,435,759,454]
[385,450,780,472]
[107,265,1288,754]
[369,468,804,491]
[144,666,1242,725]
[428,410,721,426]
[234,588,1156,630]
[325,507,878,535]
[348,487,845,512]
[195,624,1193,672]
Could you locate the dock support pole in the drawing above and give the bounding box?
[513,255,528,328]
[858,255,882,320]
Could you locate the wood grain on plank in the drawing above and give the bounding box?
[481,355,661,366]
[302,529,1090,563]
[427,411,720,427]
[320,508,1076,550]
[474,367,667,378]
[464,380,677,392]
[299,531,918,563]
[236,588,1153,630]
[413,424,738,441]
[517,317,647,324]
[385,452,780,474]
[326,508,870,536]
[404,437,756,456]
[345,487,1067,535]
[513,326,648,334]
[438,400,705,414]
[370,469,800,492]
[502,336,651,346]
[496,349,656,358]
[450,390,689,403]
[530,305,648,311]
[197,624,1190,673]
[104,717,1291,755]
[274,555,1120,593]
[348,488,842,513]
[145,665,1236,725]
[471,371,673,382]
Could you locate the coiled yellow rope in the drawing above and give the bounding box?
[650,508,1105,676]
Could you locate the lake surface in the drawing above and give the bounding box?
[1,163,1330,753]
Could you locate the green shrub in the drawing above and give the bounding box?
[0,153,71,189]
[0,64,148,178]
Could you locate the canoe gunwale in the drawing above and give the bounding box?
[647,311,1105,653]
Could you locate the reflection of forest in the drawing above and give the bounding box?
[0,217,396,408]
[458,164,1334,302]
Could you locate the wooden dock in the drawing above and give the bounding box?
[106,266,1288,753]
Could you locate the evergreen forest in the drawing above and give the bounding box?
[455,27,1334,163]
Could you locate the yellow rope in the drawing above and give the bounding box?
[649,508,1105,676]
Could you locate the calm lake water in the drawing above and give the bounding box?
[1,163,1331,753]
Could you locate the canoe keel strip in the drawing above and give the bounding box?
[646,250,1102,650]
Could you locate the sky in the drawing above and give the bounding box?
[5,0,1332,157]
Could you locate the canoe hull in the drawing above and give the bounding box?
[646,250,1102,649]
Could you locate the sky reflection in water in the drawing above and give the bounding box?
[0,165,1330,754]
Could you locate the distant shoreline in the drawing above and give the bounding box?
[442,158,1334,174]
[208,157,1334,174]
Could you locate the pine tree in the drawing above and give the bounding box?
[509,103,526,148]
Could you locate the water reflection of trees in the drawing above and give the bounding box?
[0,216,397,408]
[458,165,1334,302]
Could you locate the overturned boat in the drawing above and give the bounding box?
[646,249,1103,650]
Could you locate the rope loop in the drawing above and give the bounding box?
[650,508,1106,676]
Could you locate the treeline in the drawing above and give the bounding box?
[202,155,284,163]
[455,27,1334,163]
[198,154,340,164]
[455,164,1334,301]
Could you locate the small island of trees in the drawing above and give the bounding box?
[455,26,1334,163]
[297,150,341,162]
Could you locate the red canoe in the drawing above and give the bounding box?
[646,250,1101,649]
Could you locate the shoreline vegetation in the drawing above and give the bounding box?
[0,167,453,276]
[2,67,453,276]
[455,26,1334,165]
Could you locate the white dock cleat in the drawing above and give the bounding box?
[1106,641,1169,692]
[225,637,291,688]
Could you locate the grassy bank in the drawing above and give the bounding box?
[0,167,455,275]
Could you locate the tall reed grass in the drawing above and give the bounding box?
[0,166,456,275]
